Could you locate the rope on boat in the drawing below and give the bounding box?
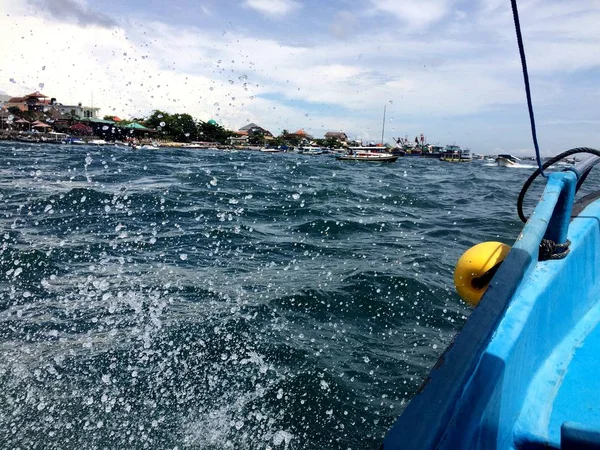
[539,239,571,261]
[510,0,545,178]
[517,147,600,261]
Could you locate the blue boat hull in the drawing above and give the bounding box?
[384,170,600,449]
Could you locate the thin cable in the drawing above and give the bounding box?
[510,0,545,177]
[516,147,600,222]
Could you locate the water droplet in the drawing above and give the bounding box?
[38,82,44,89]
[179,254,188,261]
[9,78,16,83]
[102,125,109,130]
[41,65,46,70]
[159,121,166,127]
[157,114,163,118]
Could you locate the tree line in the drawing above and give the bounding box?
[105,111,345,147]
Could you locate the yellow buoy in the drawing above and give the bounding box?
[454,241,511,306]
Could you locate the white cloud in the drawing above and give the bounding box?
[26,0,117,28]
[0,0,599,152]
[244,0,300,18]
[370,0,450,28]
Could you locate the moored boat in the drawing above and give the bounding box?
[421,145,444,158]
[66,137,86,145]
[337,149,398,162]
[88,139,108,146]
[302,147,323,155]
[14,135,42,143]
[440,144,471,162]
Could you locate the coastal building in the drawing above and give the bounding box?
[53,103,100,119]
[238,122,273,138]
[230,122,273,145]
[4,91,51,112]
[3,91,100,118]
[324,131,348,142]
[287,128,313,141]
[229,134,250,146]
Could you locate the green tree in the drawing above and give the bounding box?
[169,113,198,142]
[325,137,343,149]
[144,110,170,129]
[270,136,284,147]
[7,106,21,116]
[198,121,234,144]
[284,134,300,147]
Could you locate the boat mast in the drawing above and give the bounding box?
[381,104,386,145]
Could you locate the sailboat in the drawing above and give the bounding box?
[337,105,399,162]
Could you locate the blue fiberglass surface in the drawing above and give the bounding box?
[383,171,600,449]
[484,193,600,449]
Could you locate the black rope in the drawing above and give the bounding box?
[510,0,545,177]
[517,147,600,223]
[471,262,503,290]
[539,239,571,261]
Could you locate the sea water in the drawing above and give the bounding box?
[0,143,593,449]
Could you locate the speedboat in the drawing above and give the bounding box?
[497,154,522,167]
[259,147,280,153]
[140,144,160,150]
[66,137,85,145]
[337,149,398,162]
[15,135,42,143]
[303,147,323,155]
[383,148,600,449]
[88,139,108,146]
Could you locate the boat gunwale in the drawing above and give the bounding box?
[383,171,578,449]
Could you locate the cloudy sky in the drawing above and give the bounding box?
[0,0,598,153]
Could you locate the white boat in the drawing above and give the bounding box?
[68,138,86,145]
[303,147,323,155]
[88,139,108,146]
[441,145,471,162]
[337,150,398,162]
[43,132,69,143]
[460,147,472,161]
[259,147,280,153]
[496,154,521,167]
